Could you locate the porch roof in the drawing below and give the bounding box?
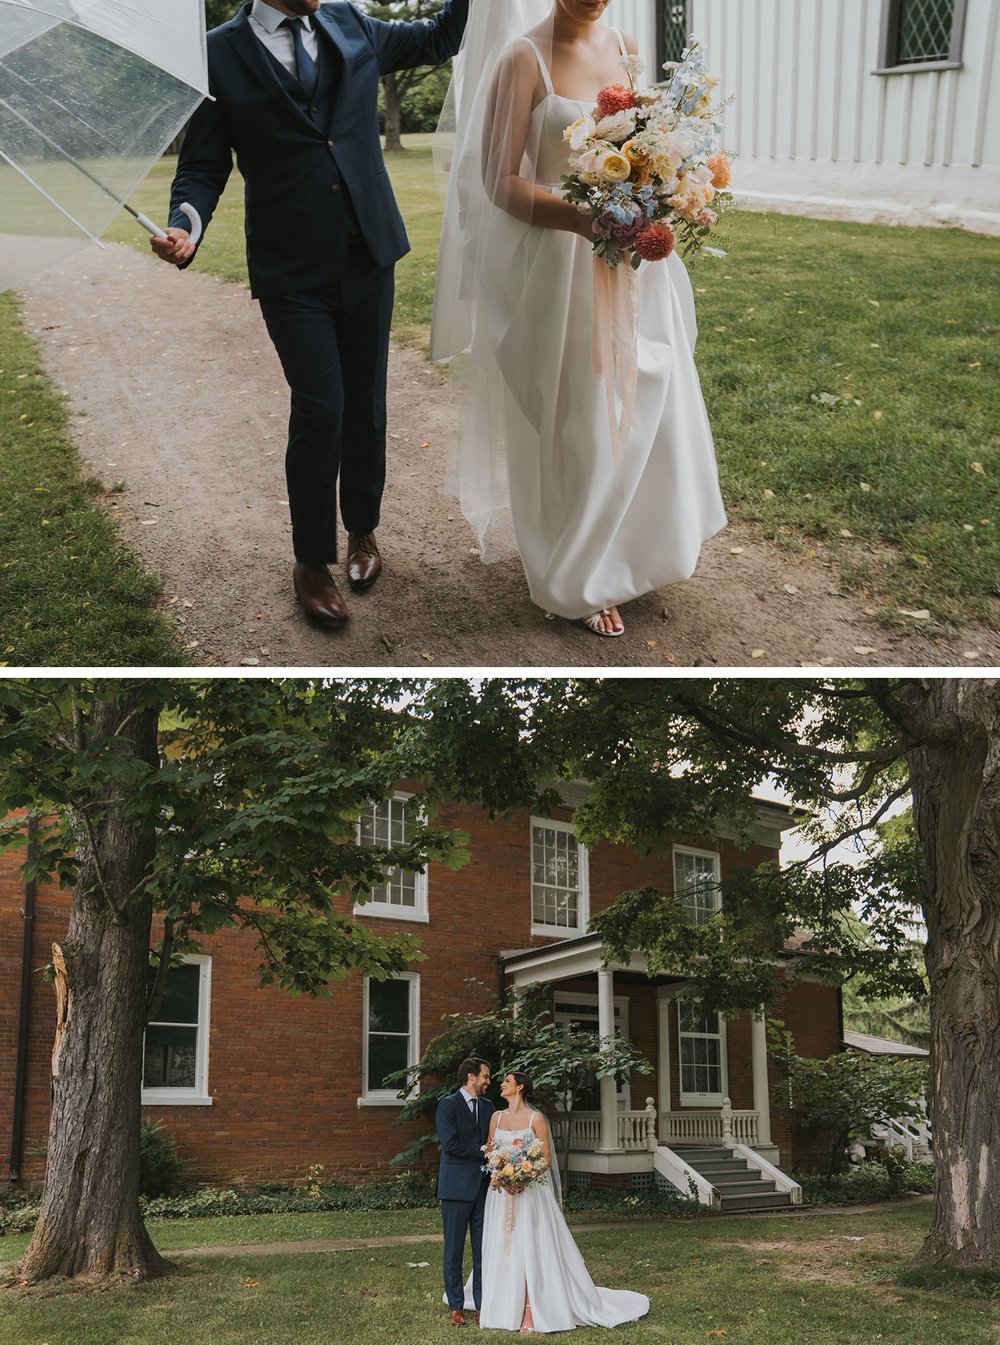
[842,1030,929,1058]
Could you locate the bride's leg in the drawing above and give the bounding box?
[581,605,625,636]
[519,1289,534,1334]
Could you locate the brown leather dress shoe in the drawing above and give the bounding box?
[449,1309,466,1326]
[346,531,382,591]
[292,562,349,628]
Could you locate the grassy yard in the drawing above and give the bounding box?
[2,1204,998,1344]
[0,293,184,667]
[109,140,1000,623]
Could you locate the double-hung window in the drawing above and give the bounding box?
[678,1002,727,1105]
[531,818,588,935]
[879,0,966,71]
[355,793,428,922]
[141,955,212,1106]
[360,973,420,1105]
[673,846,722,924]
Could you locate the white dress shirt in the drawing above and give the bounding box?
[459,1086,478,1115]
[249,0,320,77]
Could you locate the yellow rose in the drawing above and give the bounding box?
[597,150,631,183]
[621,138,650,167]
[502,1163,516,1178]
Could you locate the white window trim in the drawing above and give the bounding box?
[677,1002,728,1107]
[530,816,590,937]
[358,971,420,1107]
[875,0,966,74]
[354,791,429,924]
[141,954,213,1108]
[673,845,722,923]
[553,991,632,1110]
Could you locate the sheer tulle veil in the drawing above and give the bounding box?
[430,1,573,562]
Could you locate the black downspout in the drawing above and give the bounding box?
[8,814,37,1183]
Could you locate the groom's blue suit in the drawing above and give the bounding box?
[437,1089,494,1313]
[166,1,469,566]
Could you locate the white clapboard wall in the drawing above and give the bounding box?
[605,0,999,233]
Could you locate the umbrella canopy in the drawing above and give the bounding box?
[0,0,209,290]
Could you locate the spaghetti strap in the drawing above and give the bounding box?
[521,35,555,96]
[613,27,628,57]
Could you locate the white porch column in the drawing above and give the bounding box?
[656,988,672,1140]
[751,1013,772,1147]
[597,968,619,1152]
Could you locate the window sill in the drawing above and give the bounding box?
[142,1093,214,1107]
[357,1095,409,1107]
[353,904,429,924]
[531,925,584,939]
[872,60,962,75]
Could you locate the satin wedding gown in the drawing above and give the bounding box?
[464,1117,649,1332]
[460,31,727,620]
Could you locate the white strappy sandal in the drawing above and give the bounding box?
[582,607,625,638]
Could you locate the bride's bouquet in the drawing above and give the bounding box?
[561,41,732,269]
[482,1134,548,1195]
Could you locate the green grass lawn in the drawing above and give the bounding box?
[2,1204,998,1344]
[105,142,1000,624]
[0,293,184,667]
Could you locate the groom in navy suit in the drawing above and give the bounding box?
[152,0,470,628]
[436,1056,493,1326]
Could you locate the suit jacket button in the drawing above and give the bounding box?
[330,183,340,192]
[327,139,334,147]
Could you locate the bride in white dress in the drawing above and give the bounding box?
[430,0,726,638]
[468,1072,649,1333]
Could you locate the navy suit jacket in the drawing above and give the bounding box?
[168,0,469,297]
[436,1090,494,1202]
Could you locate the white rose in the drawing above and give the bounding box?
[594,109,637,142]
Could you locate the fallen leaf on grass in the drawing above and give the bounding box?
[244,1278,260,1288]
[971,462,987,475]
[897,608,931,620]
[406,1261,430,1268]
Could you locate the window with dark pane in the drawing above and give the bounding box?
[367,978,411,1091]
[674,850,721,924]
[360,797,418,907]
[896,0,955,62]
[531,823,580,928]
[656,1,689,73]
[143,961,201,1090]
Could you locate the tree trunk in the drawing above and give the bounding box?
[17,696,172,1285]
[906,679,1000,1271]
[382,73,404,152]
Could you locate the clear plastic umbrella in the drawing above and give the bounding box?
[0,0,209,290]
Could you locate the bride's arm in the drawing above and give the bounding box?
[531,1115,554,1171]
[482,41,593,240]
[484,1112,500,1155]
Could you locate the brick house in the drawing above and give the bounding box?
[1,789,843,1210]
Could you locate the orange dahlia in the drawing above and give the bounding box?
[595,84,635,119]
[634,223,676,262]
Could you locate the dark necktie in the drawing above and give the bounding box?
[472,1097,479,1127]
[282,16,318,102]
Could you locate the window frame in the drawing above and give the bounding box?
[353,790,429,924]
[141,954,213,1108]
[553,991,632,1110]
[672,845,722,925]
[529,816,590,937]
[359,971,421,1107]
[875,0,967,74]
[656,1,691,75]
[677,1001,729,1107]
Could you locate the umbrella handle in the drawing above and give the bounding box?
[134,202,203,248]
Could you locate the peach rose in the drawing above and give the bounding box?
[707,153,731,190]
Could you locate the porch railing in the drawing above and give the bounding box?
[551,1098,659,1152]
[661,1101,759,1148]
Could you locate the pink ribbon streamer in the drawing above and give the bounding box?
[592,256,640,463]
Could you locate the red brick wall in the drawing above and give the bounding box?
[0,799,836,1188]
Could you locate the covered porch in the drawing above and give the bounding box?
[502,933,801,1210]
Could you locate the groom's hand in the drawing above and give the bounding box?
[151,227,195,267]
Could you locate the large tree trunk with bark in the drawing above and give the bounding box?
[905,678,1000,1272]
[17,696,171,1284]
[382,72,404,151]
